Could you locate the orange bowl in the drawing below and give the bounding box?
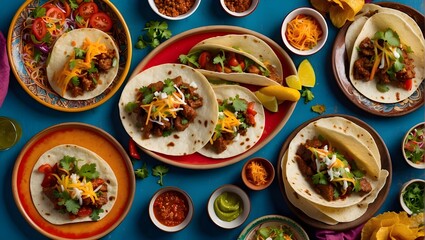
[241,157,275,191]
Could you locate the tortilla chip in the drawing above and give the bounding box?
[310,0,332,13]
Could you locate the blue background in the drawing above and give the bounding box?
[0,0,424,239]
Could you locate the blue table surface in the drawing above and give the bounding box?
[1,0,424,239]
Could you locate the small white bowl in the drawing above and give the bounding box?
[207,184,250,229]
[149,187,194,232]
[220,0,259,17]
[399,179,425,215]
[281,7,328,56]
[402,122,425,169]
[148,0,201,20]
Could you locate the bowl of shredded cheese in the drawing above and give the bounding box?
[241,157,275,191]
[281,7,328,56]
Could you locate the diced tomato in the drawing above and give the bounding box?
[247,102,257,116]
[77,2,99,19]
[198,51,211,69]
[41,174,57,188]
[239,61,245,70]
[403,79,413,91]
[77,207,93,218]
[38,164,53,174]
[89,12,113,32]
[46,7,66,21]
[62,1,72,17]
[41,2,56,11]
[228,57,239,67]
[32,18,47,41]
[215,64,223,72]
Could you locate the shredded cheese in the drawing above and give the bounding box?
[211,109,241,143]
[53,172,100,205]
[246,161,268,186]
[141,92,185,125]
[285,14,323,51]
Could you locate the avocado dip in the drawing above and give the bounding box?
[214,192,243,221]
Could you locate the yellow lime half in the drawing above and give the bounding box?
[254,91,278,112]
[258,85,300,102]
[285,75,302,90]
[298,59,316,87]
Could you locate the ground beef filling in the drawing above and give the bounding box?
[224,0,252,12]
[154,0,195,17]
[353,37,415,88]
[295,137,372,201]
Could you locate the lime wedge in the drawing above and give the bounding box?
[254,91,278,112]
[298,59,316,87]
[285,75,302,90]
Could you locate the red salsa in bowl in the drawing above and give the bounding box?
[149,187,193,232]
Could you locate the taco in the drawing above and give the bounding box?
[285,117,388,208]
[119,63,218,156]
[46,28,119,100]
[348,12,425,103]
[30,144,118,225]
[197,85,265,159]
[179,34,283,86]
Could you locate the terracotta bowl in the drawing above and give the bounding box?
[241,157,275,191]
[220,0,259,17]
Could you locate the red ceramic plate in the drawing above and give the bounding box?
[332,2,425,116]
[128,25,297,169]
[12,123,135,240]
[277,114,392,231]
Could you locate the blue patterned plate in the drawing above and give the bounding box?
[7,0,131,112]
[238,215,309,240]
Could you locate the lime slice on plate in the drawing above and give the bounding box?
[285,75,302,90]
[254,91,278,112]
[298,59,316,87]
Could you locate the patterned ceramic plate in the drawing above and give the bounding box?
[237,215,309,240]
[7,0,131,112]
[332,2,424,116]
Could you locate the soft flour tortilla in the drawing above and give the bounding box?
[282,150,388,224]
[348,12,425,103]
[46,28,119,100]
[119,63,218,156]
[197,85,265,159]
[286,116,387,208]
[30,144,118,225]
[188,34,283,86]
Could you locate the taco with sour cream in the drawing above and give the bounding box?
[30,144,118,225]
[46,28,119,100]
[179,34,283,86]
[285,116,388,209]
[197,85,265,159]
[348,12,425,103]
[119,63,218,156]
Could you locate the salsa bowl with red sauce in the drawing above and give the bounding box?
[149,187,194,232]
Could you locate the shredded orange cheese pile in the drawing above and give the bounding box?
[211,110,241,143]
[246,161,268,186]
[285,14,323,51]
[141,92,185,125]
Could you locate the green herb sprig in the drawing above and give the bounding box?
[135,21,172,49]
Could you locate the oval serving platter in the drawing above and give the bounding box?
[277,114,392,231]
[12,123,135,239]
[125,25,297,170]
[7,0,132,112]
[332,2,425,117]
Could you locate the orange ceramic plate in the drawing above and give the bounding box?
[128,25,297,169]
[12,123,135,239]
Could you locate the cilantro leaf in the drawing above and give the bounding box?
[213,51,226,72]
[68,0,79,10]
[312,172,328,185]
[301,88,314,103]
[74,47,86,58]
[231,95,247,112]
[140,86,154,104]
[60,155,78,172]
[135,162,149,179]
[179,53,200,68]
[163,79,176,95]
[152,165,169,186]
[87,62,98,74]
[78,163,99,180]
[135,21,172,50]
[69,60,77,70]
[125,102,138,113]
[90,208,104,221]
[231,65,243,73]
[64,199,80,214]
[31,7,46,18]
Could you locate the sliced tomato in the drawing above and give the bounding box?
[46,7,66,20]
[403,79,413,91]
[62,1,72,17]
[38,164,53,174]
[89,12,113,32]
[198,51,211,68]
[77,2,98,19]
[32,18,47,41]
[77,207,93,218]
[42,2,56,11]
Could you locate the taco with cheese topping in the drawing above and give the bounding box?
[179,34,283,86]
[285,116,388,209]
[197,85,265,159]
[30,144,118,225]
[348,12,425,103]
[119,63,218,156]
[46,28,119,100]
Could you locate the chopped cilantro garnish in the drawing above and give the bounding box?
[301,88,314,103]
[312,171,328,185]
[135,162,149,179]
[213,51,226,72]
[71,76,80,86]
[55,191,80,214]
[78,163,99,180]
[74,47,86,58]
[87,62,98,74]
[140,86,154,104]
[68,0,79,10]
[124,102,138,113]
[69,60,77,70]
[152,165,169,186]
[31,7,46,18]
[179,52,200,68]
[231,65,243,73]
[181,118,189,125]
[373,28,400,47]
[90,208,104,221]
[163,79,176,95]
[231,95,247,112]
[60,155,78,172]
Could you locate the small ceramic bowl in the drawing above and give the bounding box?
[148,0,201,20]
[281,7,328,55]
[220,0,259,17]
[402,122,425,169]
[207,184,250,229]
[399,179,425,215]
[241,157,275,191]
[149,186,194,232]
